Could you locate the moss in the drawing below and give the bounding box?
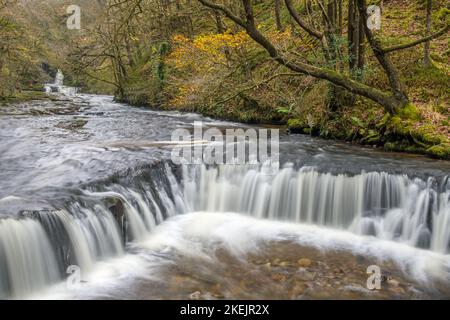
[0,91,50,105]
[397,103,421,121]
[410,124,445,145]
[383,141,423,154]
[426,144,450,159]
[379,108,449,158]
[287,118,305,129]
[385,116,413,136]
[361,129,381,144]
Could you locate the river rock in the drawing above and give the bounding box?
[290,282,307,297]
[279,261,290,267]
[56,118,88,130]
[296,269,316,281]
[297,258,312,267]
[271,273,287,282]
[189,291,202,300]
[387,278,400,287]
[389,286,406,295]
[263,262,271,271]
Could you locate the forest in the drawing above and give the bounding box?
[0,0,449,158]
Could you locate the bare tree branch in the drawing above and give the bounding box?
[383,24,449,54]
[284,0,323,39]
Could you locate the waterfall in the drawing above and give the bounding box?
[0,164,182,298]
[0,161,449,298]
[44,69,78,95]
[0,219,60,298]
[54,69,64,86]
[182,163,450,254]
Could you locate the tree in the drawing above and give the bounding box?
[424,0,432,67]
[274,0,283,31]
[0,0,44,96]
[197,0,449,114]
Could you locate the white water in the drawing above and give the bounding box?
[0,165,182,298]
[37,212,450,299]
[0,219,60,298]
[0,160,449,298]
[44,69,78,95]
[183,163,450,253]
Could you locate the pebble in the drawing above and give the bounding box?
[389,286,406,295]
[189,291,202,300]
[387,278,400,287]
[296,269,316,281]
[297,258,312,267]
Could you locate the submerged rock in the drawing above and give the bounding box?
[297,258,312,267]
[56,118,88,130]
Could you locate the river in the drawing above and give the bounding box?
[0,93,449,299]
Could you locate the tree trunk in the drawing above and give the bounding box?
[424,0,432,67]
[348,0,357,72]
[356,0,409,107]
[275,0,283,31]
[213,10,225,33]
[338,0,343,34]
[357,11,365,78]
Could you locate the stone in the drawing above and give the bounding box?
[296,269,316,281]
[387,278,400,287]
[189,291,202,300]
[290,283,307,297]
[263,262,271,271]
[56,118,88,130]
[389,286,406,295]
[271,273,287,282]
[297,258,312,267]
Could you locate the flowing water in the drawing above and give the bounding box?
[0,93,449,299]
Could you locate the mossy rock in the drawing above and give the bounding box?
[287,118,305,129]
[0,91,49,104]
[383,141,423,154]
[287,118,309,134]
[410,124,445,146]
[426,143,450,159]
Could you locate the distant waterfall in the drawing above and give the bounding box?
[54,69,64,86]
[44,69,78,95]
[182,163,450,254]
